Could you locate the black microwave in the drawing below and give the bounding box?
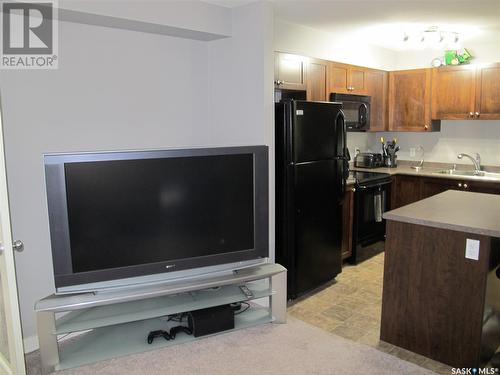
[330,93,370,131]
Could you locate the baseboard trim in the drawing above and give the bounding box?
[24,330,91,355]
[23,335,39,354]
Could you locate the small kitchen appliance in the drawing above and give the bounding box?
[354,152,383,168]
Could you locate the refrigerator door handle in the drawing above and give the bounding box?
[335,110,347,200]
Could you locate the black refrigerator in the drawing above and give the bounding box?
[275,100,347,300]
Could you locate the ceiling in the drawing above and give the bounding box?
[205,0,500,51]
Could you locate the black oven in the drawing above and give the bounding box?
[330,93,370,131]
[350,171,391,264]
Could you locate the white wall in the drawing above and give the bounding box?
[0,1,274,347]
[208,1,275,257]
[346,133,372,157]
[59,0,232,37]
[374,120,500,166]
[1,19,211,347]
[274,20,397,71]
[394,40,500,71]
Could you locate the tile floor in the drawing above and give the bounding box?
[288,243,454,375]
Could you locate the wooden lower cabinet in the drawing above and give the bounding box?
[390,175,422,209]
[341,185,355,260]
[420,177,461,199]
[391,174,500,209]
[381,220,497,368]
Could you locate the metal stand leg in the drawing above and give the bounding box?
[270,270,287,323]
[37,311,58,375]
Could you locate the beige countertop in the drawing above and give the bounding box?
[351,161,500,184]
[383,190,500,237]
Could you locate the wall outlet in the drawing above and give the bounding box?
[409,148,416,157]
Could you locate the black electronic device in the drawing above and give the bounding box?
[187,304,235,337]
[169,325,193,339]
[147,330,171,344]
[329,93,371,131]
[239,284,254,298]
[354,152,383,168]
[44,146,269,294]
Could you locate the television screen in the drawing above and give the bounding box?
[44,146,268,292]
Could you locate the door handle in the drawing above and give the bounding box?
[13,240,24,252]
[0,240,23,254]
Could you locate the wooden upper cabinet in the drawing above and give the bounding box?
[431,65,476,120]
[365,69,388,132]
[274,52,307,90]
[475,63,500,119]
[388,69,432,132]
[327,62,366,94]
[306,59,327,101]
[328,62,349,94]
[349,67,366,94]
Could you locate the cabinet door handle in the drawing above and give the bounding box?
[424,124,429,130]
[469,112,474,118]
[475,112,480,118]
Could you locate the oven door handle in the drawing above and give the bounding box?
[356,180,392,190]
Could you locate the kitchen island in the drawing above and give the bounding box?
[381,190,500,368]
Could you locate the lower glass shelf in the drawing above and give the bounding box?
[56,307,272,371]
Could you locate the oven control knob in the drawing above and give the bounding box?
[458,183,462,188]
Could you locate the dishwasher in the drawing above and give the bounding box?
[350,171,392,264]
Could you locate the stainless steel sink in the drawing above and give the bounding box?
[432,169,500,181]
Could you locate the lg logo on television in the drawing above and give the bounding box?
[1,0,58,69]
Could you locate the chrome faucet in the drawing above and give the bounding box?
[457,153,481,174]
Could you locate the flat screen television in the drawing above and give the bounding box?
[44,146,269,294]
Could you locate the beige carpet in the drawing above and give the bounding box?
[26,317,435,375]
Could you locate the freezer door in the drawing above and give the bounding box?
[292,101,344,163]
[292,160,343,297]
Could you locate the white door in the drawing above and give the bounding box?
[0,94,26,375]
